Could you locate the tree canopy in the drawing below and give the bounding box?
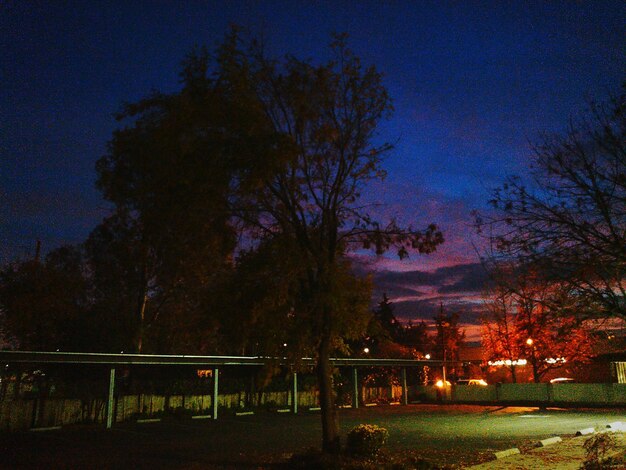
[91,31,445,452]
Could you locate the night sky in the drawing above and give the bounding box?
[2,1,625,340]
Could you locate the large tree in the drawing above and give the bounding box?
[223,35,442,452]
[477,86,626,321]
[96,48,240,353]
[97,32,442,453]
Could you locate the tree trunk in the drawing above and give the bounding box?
[530,355,540,383]
[317,331,340,454]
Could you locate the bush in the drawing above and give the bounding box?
[346,424,388,457]
[582,433,618,469]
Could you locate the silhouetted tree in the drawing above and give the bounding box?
[433,307,465,365]
[95,47,241,353]
[218,34,442,453]
[372,294,403,343]
[401,320,432,356]
[0,246,91,351]
[96,30,443,453]
[477,85,626,322]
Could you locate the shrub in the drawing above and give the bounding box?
[581,432,617,469]
[346,424,388,457]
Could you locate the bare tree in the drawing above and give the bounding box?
[476,86,626,321]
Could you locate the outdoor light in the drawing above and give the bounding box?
[363,347,370,354]
[545,357,567,364]
[526,338,534,346]
[488,359,527,366]
[425,354,431,359]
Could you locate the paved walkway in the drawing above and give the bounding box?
[470,432,625,469]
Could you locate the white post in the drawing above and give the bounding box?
[401,367,408,405]
[106,367,116,429]
[352,367,359,408]
[292,372,298,414]
[212,367,219,420]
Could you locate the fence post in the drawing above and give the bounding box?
[352,367,359,409]
[401,367,408,405]
[212,367,219,420]
[106,367,116,429]
[292,372,298,414]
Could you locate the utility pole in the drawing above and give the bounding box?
[34,240,41,263]
[440,302,447,384]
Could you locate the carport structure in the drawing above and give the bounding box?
[0,351,443,428]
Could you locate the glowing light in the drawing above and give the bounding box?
[488,359,527,366]
[363,347,370,354]
[526,338,534,346]
[435,380,451,388]
[425,354,431,360]
[545,357,566,364]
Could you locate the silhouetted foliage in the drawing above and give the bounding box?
[476,85,626,322]
[0,247,90,351]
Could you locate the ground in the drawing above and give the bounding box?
[1,404,624,468]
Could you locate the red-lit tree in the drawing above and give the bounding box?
[482,265,593,383]
[482,285,523,382]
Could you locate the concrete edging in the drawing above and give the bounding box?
[494,447,520,459]
[539,436,562,447]
[575,427,595,436]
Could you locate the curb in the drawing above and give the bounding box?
[474,419,623,467]
[137,418,161,424]
[539,436,562,447]
[575,427,595,436]
[606,421,624,431]
[30,426,62,432]
[494,447,520,459]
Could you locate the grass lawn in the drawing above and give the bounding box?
[1,404,624,468]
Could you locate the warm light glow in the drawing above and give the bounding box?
[363,347,370,354]
[488,359,527,366]
[526,338,534,346]
[435,379,451,388]
[197,369,213,378]
[425,354,431,360]
[545,357,566,364]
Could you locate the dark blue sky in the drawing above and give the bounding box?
[2,1,625,335]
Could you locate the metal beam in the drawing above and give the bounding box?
[0,350,459,368]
